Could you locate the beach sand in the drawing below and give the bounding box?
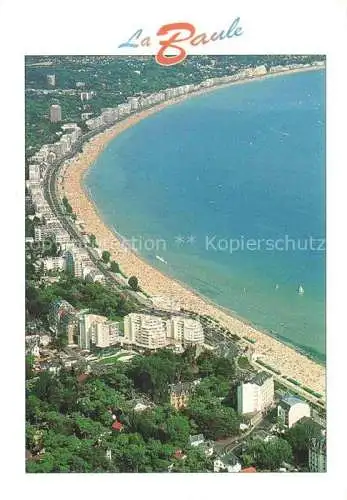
[61,70,326,397]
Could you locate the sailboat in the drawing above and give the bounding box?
[298,285,304,295]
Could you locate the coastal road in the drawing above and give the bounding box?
[42,127,152,309]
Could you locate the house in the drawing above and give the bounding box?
[111,420,124,432]
[241,466,257,473]
[169,381,195,410]
[189,434,214,457]
[214,453,242,473]
[189,434,205,447]
[174,449,187,460]
[277,395,310,428]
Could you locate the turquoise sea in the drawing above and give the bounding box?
[85,70,326,363]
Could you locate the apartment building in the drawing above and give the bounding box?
[166,317,204,346]
[78,313,120,349]
[237,371,274,415]
[41,256,65,272]
[124,313,167,350]
[50,104,62,123]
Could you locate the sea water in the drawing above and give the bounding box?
[85,69,326,362]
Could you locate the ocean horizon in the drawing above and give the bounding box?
[85,69,326,363]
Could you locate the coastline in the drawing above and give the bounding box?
[60,66,326,396]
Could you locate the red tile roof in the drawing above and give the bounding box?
[112,421,123,431]
[241,467,257,473]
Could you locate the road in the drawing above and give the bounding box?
[42,125,152,309]
[214,416,265,455]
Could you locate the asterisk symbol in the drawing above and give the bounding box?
[186,235,196,245]
[174,235,185,246]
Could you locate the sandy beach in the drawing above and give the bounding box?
[61,68,326,397]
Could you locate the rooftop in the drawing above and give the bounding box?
[250,371,272,386]
[279,394,306,408]
[170,381,195,394]
[241,467,257,473]
[218,452,240,467]
[189,434,204,445]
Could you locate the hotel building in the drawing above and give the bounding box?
[237,371,274,415]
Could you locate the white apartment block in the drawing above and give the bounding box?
[61,124,81,144]
[95,320,119,348]
[117,103,132,117]
[78,313,119,349]
[64,249,90,277]
[78,313,98,349]
[101,108,119,125]
[124,313,167,350]
[166,317,204,346]
[237,372,274,415]
[41,256,65,272]
[128,97,140,111]
[86,116,104,130]
[277,396,311,428]
[65,248,82,275]
[50,104,62,123]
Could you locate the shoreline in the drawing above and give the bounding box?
[60,65,326,396]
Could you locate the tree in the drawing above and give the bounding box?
[110,260,120,273]
[127,354,176,403]
[196,375,231,399]
[128,275,139,291]
[89,234,97,247]
[186,394,240,440]
[170,448,213,472]
[62,196,73,214]
[285,418,322,465]
[101,250,111,264]
[242,438,293,471]
[26,354,35,379]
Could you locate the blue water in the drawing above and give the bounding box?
[85,70,326,362]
